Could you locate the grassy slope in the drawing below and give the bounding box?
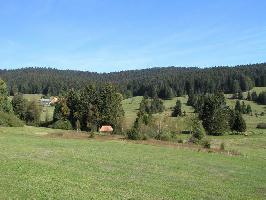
[226,87,266,130]
[123,87,266,131]
[122,96,194,131]
[0,126,265,199]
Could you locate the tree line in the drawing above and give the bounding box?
[0,63,265,98]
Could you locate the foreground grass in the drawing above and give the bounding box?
[0,126,265,199]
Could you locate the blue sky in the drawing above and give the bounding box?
[0,0,265,72]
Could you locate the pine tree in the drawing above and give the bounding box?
[238,91,243,100]
[172,100,182,117]
[187,115,205,143]
[251,91,258,101]
[256,91,266,105]
[232,80,241,94]
[98,84,124,132]
[241,101,247,114]
[25,100,41,125]
[200,94,229,135]
[246,105,252,114]
[235,100,242,113]
[247,92,252,101]
[150,97,164,114]
[79,85,99,131]
[187,93,196,107]
[232,112,246,132]
[0,79,13,113]
[12,93,27,120]
[66,90,80,128]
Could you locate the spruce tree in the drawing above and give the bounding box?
[150,97,164,114]
[247,92,252,101]
[251,91,258,101]
[12,93,27,120]
[0,79,13,113]
[187,93,196,107]
[246,105,252,114]
[200,94,229,136]
[232,112,246,132]
[241,101,247,114]
[171,100,182,117]
[25,100,41,125]
[235,100,242,113]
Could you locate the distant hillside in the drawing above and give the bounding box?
[0,63,265,98]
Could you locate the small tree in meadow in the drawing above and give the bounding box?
[171,100,182,117]
[232,112,246,133]
[235,100,241,113]
[187,115,205,143]
[246,105,252,114]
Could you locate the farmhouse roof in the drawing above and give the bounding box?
[99,125,113,132]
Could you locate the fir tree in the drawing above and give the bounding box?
[232,112,246,132]
[11,93,27,120]
[171,100,182,117]
[246,105,252,114]
[235,100,242,113]
[200,94,229,136]
[241,101,247,114]
[0,79,13,113]
[247,92,252,101]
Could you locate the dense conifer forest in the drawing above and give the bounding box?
[0,63,265,98]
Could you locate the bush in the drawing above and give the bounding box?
[181,130,192,134]
[187,115,206,143]
[52,120,72,130]
[177,139,183,143]
[127,128,142,140]
[156,131,176,141]
[90,132,96,138]
[257,123,266,129]
[220,142,225,150]
[0,112,24,127]
[201,140,211,149]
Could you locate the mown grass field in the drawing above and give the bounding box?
[0,126,265,199]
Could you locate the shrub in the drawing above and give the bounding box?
[156,131,175,141]
[52,120,72,130]
[187,115,206,143]
[257,123,266,129]
[220,142,225,150]
[201,140,211,149]
[90,132,96,138]
[177,139,183,143]
[127,128,142,140]
[0,112,24,127]
[181,130,192,134]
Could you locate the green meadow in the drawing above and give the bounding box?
[0,126,265,199]
[0,87,265,199]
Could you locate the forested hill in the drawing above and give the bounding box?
[0,63,265,98]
